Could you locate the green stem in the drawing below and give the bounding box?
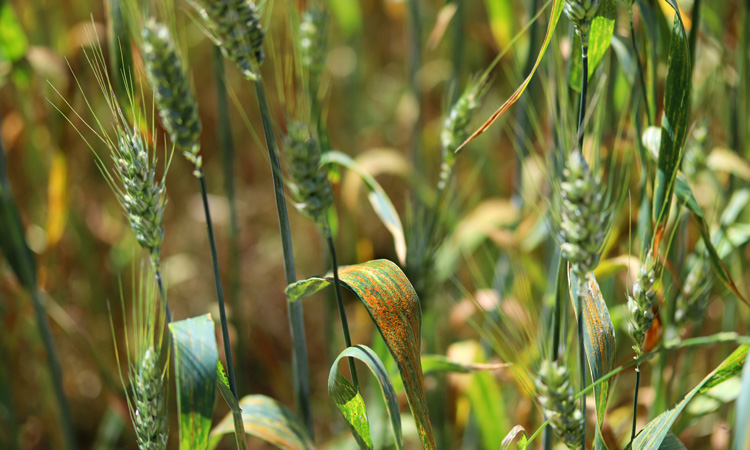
[687,0,701,65]
[406,0,423,173]
[197,170,239,402]
[324,223,359,389]
[31,288,78,450]
[213,48,243,387]
[152,261,172,324]
[577,45,589,151]
[631,366,640,443]
[253,78,314,437]
[630,10,653,125]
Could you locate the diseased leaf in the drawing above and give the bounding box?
[652,0,692,251]
[169,314,218,450]
[569,0,616,91]
[457,0,564,151]
[632,345,747,449]
[569,271,616,450]
[286,259,436,449]
[209,395,314,450]
[674,173,748,305]
[322,151,407,265]
[329,345,403,450]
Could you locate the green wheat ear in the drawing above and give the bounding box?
[141,19,203,173]
[627,250,659,357]
[189,0,265,81]
[111,267,169,450]
[536,360,584,450]
[283,121,333,227]
[559,150,608,276]
[300,5,328,85]
[563,0,601,44]
[115,132,166,263]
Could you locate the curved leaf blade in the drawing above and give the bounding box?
[456,0,564,152]
[330,345,403,450]
[286,259,436,449]
[321,151,406,265]
[569,0,616,90]
[209,395,314,450]
[570,271,616,450]
[169,314,219,450]
[674,174,748,305]
[633,345,748,449]
[652,0,692,251]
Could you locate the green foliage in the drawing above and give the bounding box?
[169,314,218,450]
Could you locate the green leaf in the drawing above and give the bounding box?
[328,0,362,37]
[674,174,748,304]
[215,361,247,450]
[569,0,616,91]
[329,345,403,450]
[652,0,692,250]
[659,433,686,450]
[570,271,616,450]
[632,345,748,449]
[457,0,564,151]
[734,354,750,450]
[0,3,28,62]
[209,395,314,450]
[501,425,528,450]
[484,0,514,49]
[169,314,218,450]
[321,151,406,265]
[286,259,436,449]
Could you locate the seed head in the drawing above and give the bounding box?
[300,6,327,85]
[563,0,601,43]
[284,122,333,226]
[141,20,203,171]
[132,347,168,450]
[536,360,584,449]
[190,0,265,80]
[628,251,659,357]
[115,133,166,260]
[559,150,607,276]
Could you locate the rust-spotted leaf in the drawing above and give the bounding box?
[286,259,435,449]
[570,271,616,450]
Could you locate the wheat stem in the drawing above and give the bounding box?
[253,78,314,437]
[324,223,359,389]
[197,169,238,400]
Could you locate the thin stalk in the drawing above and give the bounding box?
[575,42,589,450]
[152,262,172,324]
[687,0,701,65]
[253,78,313,437]
[630,367,640,443]
[543,254,565,450]
[629,10,653,125]
[406,0,423,172]
[31,288,77,450]
[197,170,239,401]
[213,47,244,386]
[324,223,360,389]
[577,45,589,151]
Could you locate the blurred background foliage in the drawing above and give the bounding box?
[0,0,749,448]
